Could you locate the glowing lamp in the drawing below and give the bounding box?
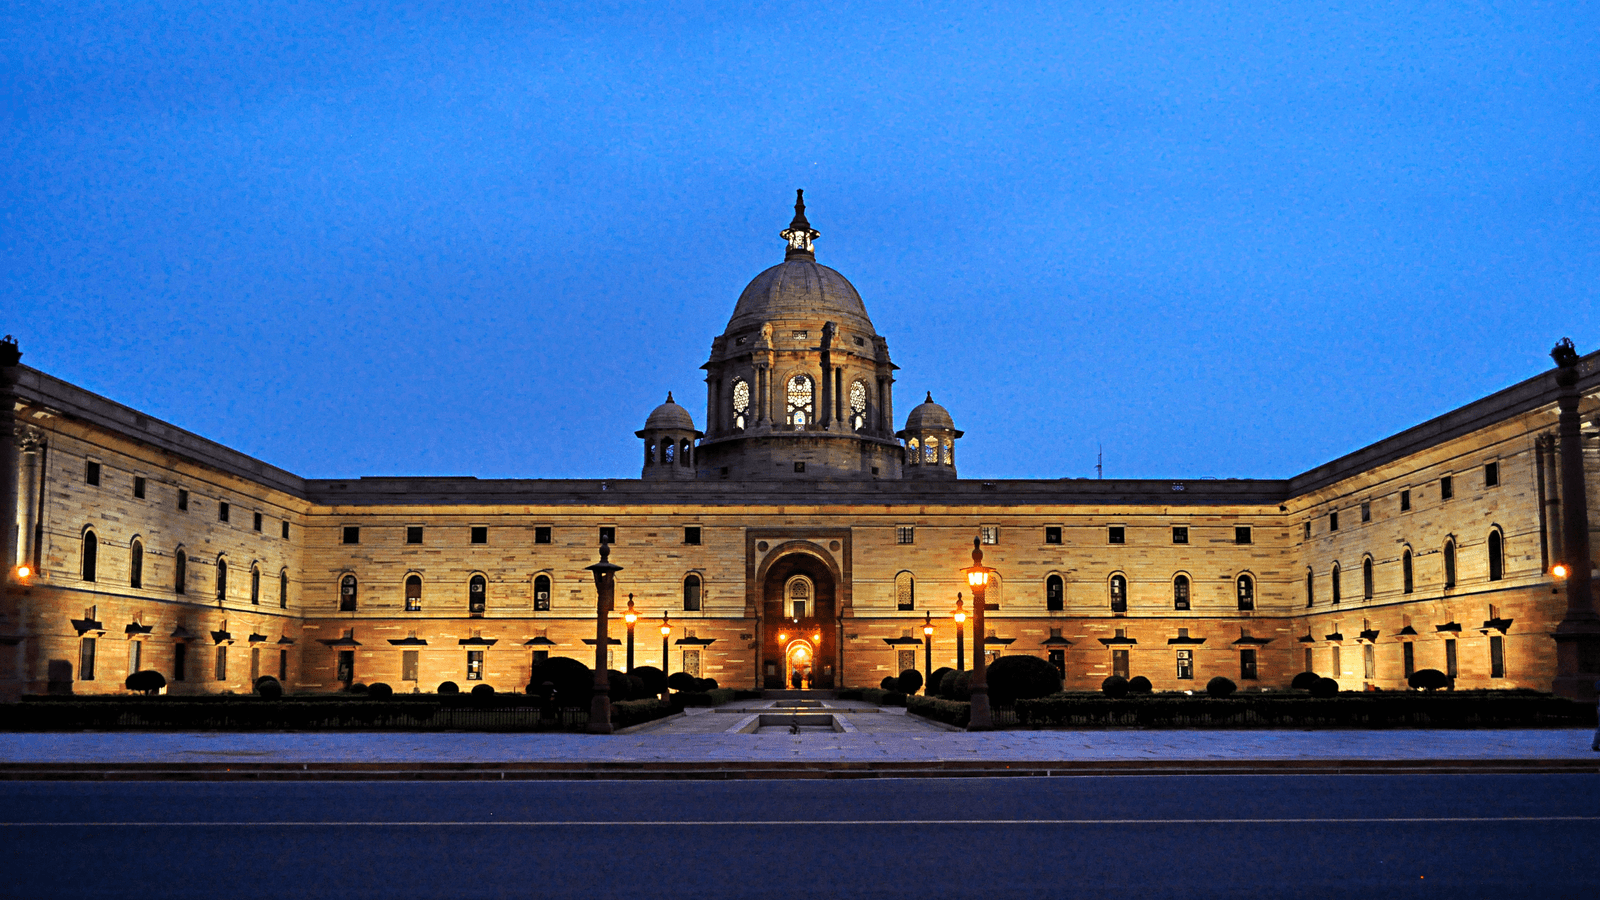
[967,569,988,588]
[1553,563,1570,579]
[778,632,788,643]
[953,610,966,624]
[812,632,822,643]
[15,565,30,580]
[923,623,934,636]
[660,622,672,637]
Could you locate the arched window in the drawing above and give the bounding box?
[924,437,939,464]
[469,574,487,613]
[683,574,701,611]
[1046,574,1064,611]
[405,574,422,611]
[732,378,751,430]
[896,571,915,611]
[215,557,227,603]
[174,548,187,594]
[786,374,813,426]
[129,539,143,589]
[1109,574,1127,613]
[679,439,691,467]
[81,530,97,582]
[339,574,357,612]
[1331,563,1342,604]
[1362,557,1374,600]
[1236,574,1254,611]
[850,380,867,431]
[1443,539,1456,589]
[1487,530,1504,581]
[906,438,920,465]
[250,565,261,605]
[943,441,953,465]
[663,442,675,464]
[1174,574,1191,610]
[1305,568,1314,607]
[279,569,289,608]
[786,576,810,618]
[1402,549,1414,594]
[644,441,655,466]
[534,574,551,611]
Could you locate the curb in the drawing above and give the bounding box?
[0,758,1593,781]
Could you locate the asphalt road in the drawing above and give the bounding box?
[3,774,1596,898]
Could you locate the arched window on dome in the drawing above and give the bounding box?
[679,439,691,467]
[924,437,939,464]
[663,442,675,464]
[732,379,751,430]
[786,375,813,427]
[943,441,953,465]
[906,438,920,465]
[850,380,868,431]
[644,441,655,466]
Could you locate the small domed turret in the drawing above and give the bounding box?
[897,393,962,479]
[636,392,702,480]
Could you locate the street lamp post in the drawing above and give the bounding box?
[953,595,966,673]
[963,536,995,731]
[585,541,622,734]
[922,611,934,694]
[624,594,638,673]
[660,612,672,672]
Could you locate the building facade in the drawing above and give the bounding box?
[3,194,1598,700]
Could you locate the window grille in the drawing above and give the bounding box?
[732,379,751,429]
[786,375,813,426]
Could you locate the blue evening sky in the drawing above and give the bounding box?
[5,2,1596,480]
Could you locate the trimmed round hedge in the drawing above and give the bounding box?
[1408,668,1451,691]
[1127,675,1152,694]
[471,683,495,696]
[897,669,924,696]
[631,665,668,696]
[528,657,593,703]
[1205,676,1237,698]
[367,682,393,698]
[987,654,1063,706]
[1291,671,1321,691]
[881,675,898,691]
[125,670,166,695]
[1310,677,1339,699]
[254,675,283,700]
[927,667,954,697]
[940,669,972,701]
[437,681,460,695]
[1101,675,1129,698]
[666,671,698,692]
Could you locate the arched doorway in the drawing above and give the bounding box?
[758,548,839,689]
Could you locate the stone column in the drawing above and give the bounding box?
[15,428,42,571]
[0,339,21,583]
[1551,341,1599,699]
[1537,432,1563,572]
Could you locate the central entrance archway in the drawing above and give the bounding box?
[758,547,839,689]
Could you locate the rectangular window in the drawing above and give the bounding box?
[1485,462,1499,487]
[896,525,915,545]
[471,526,488,544]
[214,646,227,682]
[251,647,261,683]
[1403,642,1415,678]
[1329,511,1339,531]
[1048,649,1066,678]
[1044,526,1062,545]
[252,512,263,532]
[218,502,230,523]
[406,526,423,544]
[177,488,189,511]
[1112,649,1129,679]
[467,650,484,681]
[173,643,187,682]
[128,640,141,676]
[337,650,354,686]
[1445,638,1458,678]
[1331,646,1341,678]
[1176,649,1193,680]
[598,526,615,545]
[1400,489,1411,511]
[1107,526,1125,544]
[684,526,702,545]
[1489,635,1505,678]
[1440,475,1453,500]
[279,648,287,681]
[1235,526,1252,545]
[1363,643,1375,679]
[80,638,96,681]
[342,526,360,545]
[1172,526,1188,545]
[1360,502,1370,523]
[402,650,419,682]
[1240,649,1257,681]
[133,476,146,499]
[535,526,552,544]
[980,525,1000,545]
[85,461,100,486]
[1303,522,1311,540]
[281,521,290,539]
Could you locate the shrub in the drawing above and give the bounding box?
[1409,669,1452,692]
[606,670,634,701]
[667,671,698,692]
[1206,676,1237,698]
[255,677,283,700]
[611,697,674,729]
[346,682,368,695]
[987,655,1063,706]
[897,669,924,695]
[631,665,668,696]
[1101,675,1129,698]
[927,667,954,697]
[1310,677,1339,699]
[881,676,898,691]
[1291,671,1322,691]
[906,694,970,728]
[1127,676,1152,694]
[367,682,393,699]
[438,681,460,695]
[528,657,594,705]
[471,683,495,696]
[940,669,972,701]
[702,678,719,690]
[626,674,646,699]
[124,670,166,695]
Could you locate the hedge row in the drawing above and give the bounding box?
[1013,693,1597,728]
[611,698,674,729]
[671,688,737,709]
[906,694,970,728]
[859,688,907,707]
[0,699,595,731]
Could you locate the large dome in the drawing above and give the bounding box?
[724,258,877,336]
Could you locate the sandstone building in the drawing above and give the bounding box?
[2,193,1597,701]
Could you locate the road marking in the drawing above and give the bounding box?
[2,816,1597,827]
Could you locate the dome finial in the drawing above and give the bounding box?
[781,189,819,259]
[925,391,933,403]
[666,391,674,404]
